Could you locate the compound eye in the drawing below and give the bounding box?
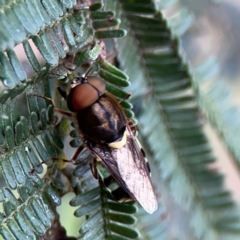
[67,77,106,111]
[87,76,106,92]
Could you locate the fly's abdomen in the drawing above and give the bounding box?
[96,161,132,202]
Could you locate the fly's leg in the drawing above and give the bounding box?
[69,145,85,164]
[28,90,83,175]
[28,93,73,117]
[90,158,98,179]
[29,145,85,175]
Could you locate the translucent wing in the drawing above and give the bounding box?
[87,126,158,214]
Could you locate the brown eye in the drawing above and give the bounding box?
[87,76,106,94]
[67,77,106,111]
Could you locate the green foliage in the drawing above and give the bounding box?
[0,0,239,240]
[193,57,240,167]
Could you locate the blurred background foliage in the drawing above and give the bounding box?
[0,0,240,239]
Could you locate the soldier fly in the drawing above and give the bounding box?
[30,75,158,213]
[56,75,158,214]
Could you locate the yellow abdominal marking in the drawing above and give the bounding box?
[118,198,133,203]
[108,130,127,149]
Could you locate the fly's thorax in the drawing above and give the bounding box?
[76,93,127,145]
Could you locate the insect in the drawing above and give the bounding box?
[56,75,158,214]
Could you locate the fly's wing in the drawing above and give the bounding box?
[87,126,158,214]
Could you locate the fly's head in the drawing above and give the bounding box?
[58,76,106,112]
